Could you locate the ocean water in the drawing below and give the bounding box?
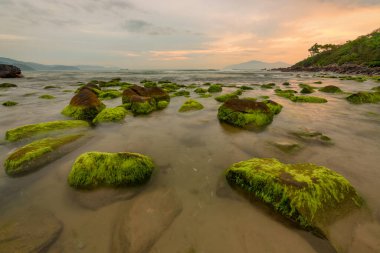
[0,70,379,253]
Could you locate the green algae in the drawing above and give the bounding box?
[44,85,59,89]
[173,90,190,97]
[62,103,106,120]
[93,107,129,124]
[240,85,254,90]
[319,85,343,93]
[5,120,90,142]
[290,96,327,103]
[4,134,83,176]
[218,106,272,129]
[371,86,380,92]
[207,84,222,93]
[143,81,157,88]
[160,83,180,92]
[199,93,212,98]
[225,158,362,232]
[273,142,302,154]
[39,95,55,99]
[98,90,122,100]
[300,86,315,94]
[157,100,169,110]
[282,82,290,86]
[262,100,283,115]
[67,152,155,189]
[2,101,17,106]
[214,91,240,102]
[194,87,207,94]
[0,83,17,88]
[261,83,276,89]
[131,100,156,115]
[179,99,204,112]
[346,92,380,104]
[275,89,298,99]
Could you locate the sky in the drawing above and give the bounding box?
[0,0,379,69]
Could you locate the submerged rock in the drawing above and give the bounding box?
[0,64,23,78]
[291,129,332,145]
[173,89,190,97]
[346,92,380,104]
[92,107,129,124]
[207,84,222,93]
[194,87,207,94]
[0,210,62,252]
[215,90,241,102]
[319,85,343,93]
[225,158,362,235]
[5,120,90,142]
[62,89,105,120]
[2,101,17,106]
[290,95,327,103]
[262,100,283,115]
[178,99,204,112]
[4,134,85,176]
[261,83,276,89]
[272,141,302,153]
[68,152,155,189]
[111,187,182,253]
[98,90,122,100]
[0,82,17,88]
[217,98,276,129]
[300,86,315,94]
[39,94,55,99]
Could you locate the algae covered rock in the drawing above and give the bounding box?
[262,100,283,115]
[217,98,275,129]
[68,152,155,189]
[2,100,17,106]
[178,99,204,112]
[346,92,380,104]
[194,87,207,94]
[5,120,90,142]
[291,129,332,145]
[319,85,343,93]
[0,82,17,88]
[208,84,222,93]
[62,89,105,120]
[173,89,190,97]
[4,134,84,176]
[225,158,362,234]
[290,95,327,103]
[214,90,241,102]
[98,90,122,100]
[93,107,129,124]
[39,94,55,99]
[300,86,315,94]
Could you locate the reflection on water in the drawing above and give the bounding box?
[0,70,380,252]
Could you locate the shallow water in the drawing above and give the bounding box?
[0,70,380,253]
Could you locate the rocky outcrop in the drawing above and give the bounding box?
[0,64,23,78]
[275,64,380,75]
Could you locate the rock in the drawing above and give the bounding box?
[272,141,302,153]
[0,210,62,252]
[173,89,190,97]
[225,157,362,235]
[39,94,55,99]
[217,98,275,129]
[319,85,343,93]
[0,82,17,88]
[214,90,241,102]
[76,83,101,95]
[61,89,105,120]
[2,101,18,106]
[5,120,90,142]
[111,187,182,253]
[300,86,315,94]
[92,107,129,124]
[261,83,276,89]
[371,86,380,92]
[4,134,85,176]
[98,90,122,100]
[67,152,155,189]
[122,85,170,115]
[290,95,327,103]
[276,63,380,75]
[275,89,298,99]
[194,87,207,94]
[178,99,204,112]
[0,64,23,78]
[346,92,380,104]
[240,85,254,90]
[207,84,222,93]
[291,129,332,145]
[262,100,283,114]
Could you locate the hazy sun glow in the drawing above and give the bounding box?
[0,0,379,69]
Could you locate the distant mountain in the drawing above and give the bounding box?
[0,57,118,71]
[224,60,290,70]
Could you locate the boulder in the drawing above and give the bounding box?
[217,98,275,129]
[319,85,343,93]
[225,158,362,235]
[207,84,222,93]
[0,64,23,78]
[5,120,90,142]
[178,99,204,112]
[0,210,62,252]
[2,101,17,106]
[62,89,105,120]
[0,82,17,88]
[262,100,283,114]
[4,134,85,176]
[92,107,129,124]
[67,152,155,189]
[214,90,241,102]
[346,92,380,104]
[111,188,182,253]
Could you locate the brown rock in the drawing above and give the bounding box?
[0,64,23,78]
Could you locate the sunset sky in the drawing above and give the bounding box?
[0,0,379,69]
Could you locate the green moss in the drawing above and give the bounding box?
[173,90,190,97]
[67,152,155,189]
[131,100,156,115]
[98,90,122,100]
[39,95,55,99]
[300,87,315,94]
[215,91,240,102]
[275,89,297,99]
[208,84,222,93]
[194,87,207,94]
[157,100,169,110]
[261,83,276,89]
[61,103,106,120]
[199,93,212,98]
[143,81,157,88]
[5,120,90,142]
[178,99,204,112]
[346,92,380,104]
[160,83,180,92]
[4,134,83,176]
[44,85,59,89]
[371,86,380,92]
[319,85,343,93]
[313,81,323,84]
[282,82,290,86]
[218,106,273,129]
[2,101,18,106]
[0,83,17,88]
[340,75,367,82]
[225,158,362,231]
[240,85,254,90]
[93,107,128,124]
[262,100,283,114]
[290,96,327,103]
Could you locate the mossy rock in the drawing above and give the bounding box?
[291,129,332,145]
[313,81,323,84]
[5,120,90,142]
[98,90,122,100]
[240,85,254,90]
[275,89,298,99]
[300,86,315,94]
[76,84,101,95]
[44,85,59,89]
[217,99,275,129]
[371,86,380,92]
[282,82,290,86]
[194,87,207,94]
[39,95,55,99]
[173,90,190,97]
[272,142,302,153]
[157,100,169,110]
[143,81,157,88]
[0,83,17,88]
[214,91,240,102]
[346,92,380,104]
[2,101,17,106]
[159,83,180,92]
[67,152,155,189]
[207,84,222,93]
[179,99,204,112]
[261,83,276,89]
[225,158,362,234]
[93,107,129,124]
[199,93,212,98]
[130,96,156,115]
[290,95,327,103]
[262,100,283,114]
[340,75,367,82]
[298,83,316,89]
[4,134,84,176]
[319,85,343,93]
[62,89,106,120]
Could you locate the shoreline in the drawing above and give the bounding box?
[273,64,380,76]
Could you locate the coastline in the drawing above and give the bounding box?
[273,64,380,76]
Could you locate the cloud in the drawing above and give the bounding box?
[122,19,177,35]
[0,34,30,41]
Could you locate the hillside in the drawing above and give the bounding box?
[293,28,380,68]
[225,60,290,70]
